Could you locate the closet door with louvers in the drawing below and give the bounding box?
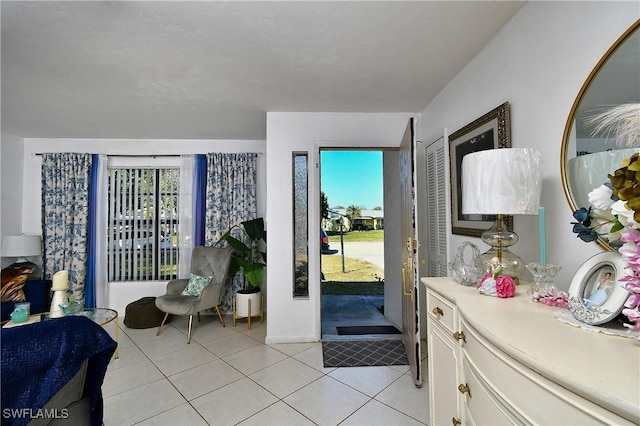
[426,137,448,277]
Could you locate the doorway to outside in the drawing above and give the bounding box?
[320,149,398,340]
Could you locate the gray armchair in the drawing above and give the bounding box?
[155,246,233,343]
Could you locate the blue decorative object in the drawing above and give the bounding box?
[9,308,28,323]
[60,296,84,316]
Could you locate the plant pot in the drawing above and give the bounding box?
[235,291,262,316]
[233,291,263,330]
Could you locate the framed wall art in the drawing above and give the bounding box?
[449,102,511,237]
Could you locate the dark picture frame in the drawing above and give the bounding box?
[449,102,512,237]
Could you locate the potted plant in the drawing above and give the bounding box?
[216,218,266,319]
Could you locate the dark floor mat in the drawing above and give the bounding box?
[322,339,409,367]
[336,325,401,335]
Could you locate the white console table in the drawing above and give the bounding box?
[422,277,639,425]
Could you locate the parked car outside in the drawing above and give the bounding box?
[321,229,331,253]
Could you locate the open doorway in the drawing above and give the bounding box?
[320,149,399,340]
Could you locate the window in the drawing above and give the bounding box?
[107,167,179,281]
[293,152,309,297]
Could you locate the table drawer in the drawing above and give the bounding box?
[427,289,456,334]
[461,318,632,425]
[463,359,513,426]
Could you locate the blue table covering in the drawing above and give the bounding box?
[1,316,117,426]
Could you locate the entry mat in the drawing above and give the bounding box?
[336,325,401,335]
[322,339,409,367]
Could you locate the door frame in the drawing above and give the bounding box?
[317,146,403,336]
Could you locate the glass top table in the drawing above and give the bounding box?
[43,307,118,325]
[4,308,120,358]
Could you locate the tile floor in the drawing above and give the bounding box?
[101,313,429,425]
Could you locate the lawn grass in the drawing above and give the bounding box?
[321,254,384,282]
[321,248,384,296]
[327,229,384,243]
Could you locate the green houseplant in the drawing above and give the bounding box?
[215,217,266,294]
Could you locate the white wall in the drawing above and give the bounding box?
[264,112,414,343]
[1,133,25,234]
[20,138,267,315]
[1,133,27,268]
[420,2,639,289]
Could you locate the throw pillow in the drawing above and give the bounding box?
[1,266,35,303]
[181,273,213,297]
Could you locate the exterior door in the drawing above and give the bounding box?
[399,118,422,387]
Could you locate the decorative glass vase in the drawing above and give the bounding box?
[526,262,562,297]
[448,242,484,287]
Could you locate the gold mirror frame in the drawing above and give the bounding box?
[561,20,640,251]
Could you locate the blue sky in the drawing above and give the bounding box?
[320,150,383,210]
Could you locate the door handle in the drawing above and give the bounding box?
[432,306,444,316]
[458,383,471,397]
[401,265,413,301]
[453,331,466,343]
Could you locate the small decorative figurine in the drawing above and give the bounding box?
[477,257,516,298]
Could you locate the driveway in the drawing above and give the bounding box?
[329,241,384,269]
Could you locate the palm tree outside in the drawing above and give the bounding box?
[345,205,362,229]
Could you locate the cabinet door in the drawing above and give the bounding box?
[428,321,464,426]
[426,137,448,277]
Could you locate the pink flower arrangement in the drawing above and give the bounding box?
[531,287,569,308]
[495,276,516,298]
[618,228,640,337]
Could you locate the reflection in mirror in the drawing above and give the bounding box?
[293,152,309,297]
[562,21,640,251]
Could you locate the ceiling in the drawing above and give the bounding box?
[1,1,524,141]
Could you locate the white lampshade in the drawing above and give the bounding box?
[1,235,42,258]
[462,148,543,215]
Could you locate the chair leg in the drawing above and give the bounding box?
[156,313,170,336]
[214,305,226,327]
[187,315,194,344]
[197,312,201,322]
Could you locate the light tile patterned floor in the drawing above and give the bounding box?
[100,315,429,425]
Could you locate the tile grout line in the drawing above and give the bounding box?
[111,320,428,425]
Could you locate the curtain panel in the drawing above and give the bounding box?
[205,153,258,310]
[41,153,92,304]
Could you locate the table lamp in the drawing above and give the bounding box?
[462,148,543,283]
[1,235,42,264]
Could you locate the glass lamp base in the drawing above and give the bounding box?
[477,249,524,284]
[477,214,524,283]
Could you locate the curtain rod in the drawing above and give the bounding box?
[32,153,262,157]
[33,153,180,157]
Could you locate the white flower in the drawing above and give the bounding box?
[611,199,640,229]
[586,184,620,239]
[588,184,615,210]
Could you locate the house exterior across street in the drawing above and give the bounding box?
[324,208,384,232]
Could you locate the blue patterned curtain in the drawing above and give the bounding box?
[85,154,100,308]
[41,153,92,304]
[85,154,107,308]
[205,153,257,310]
[194,154,207,246]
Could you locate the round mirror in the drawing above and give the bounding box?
[561,20,640,250]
